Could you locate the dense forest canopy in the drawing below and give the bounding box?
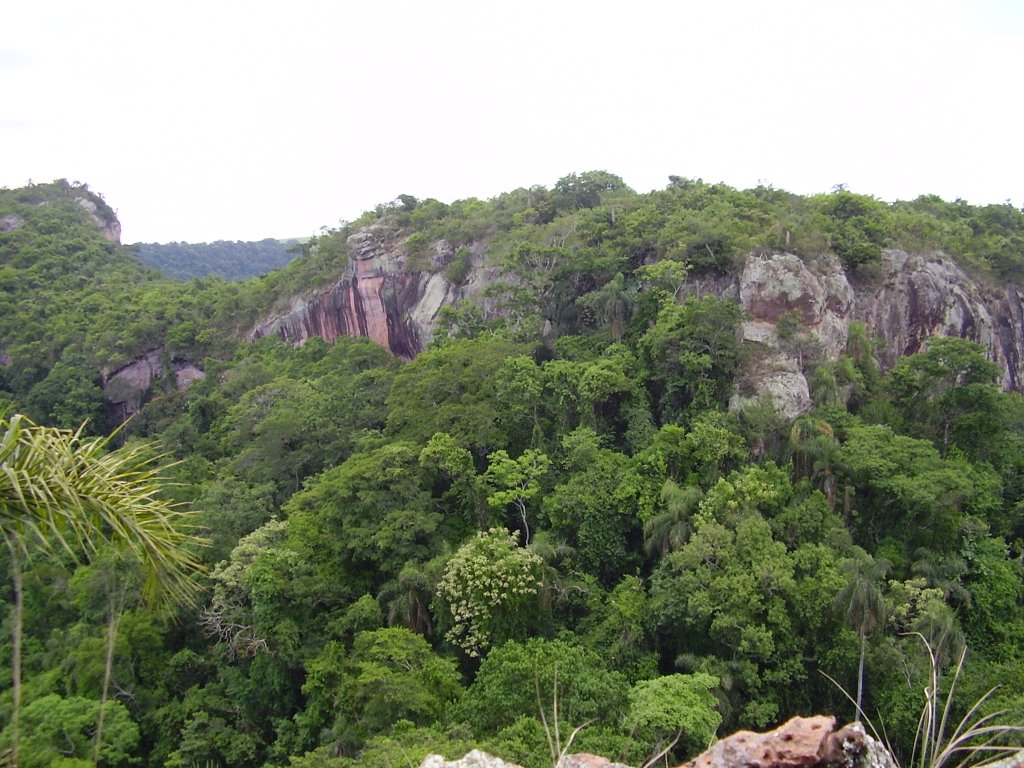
[132,239,304,281]
[0,175,1023,768]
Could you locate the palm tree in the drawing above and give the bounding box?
[643,480,703,558]
[0,414,205,767]
[578,272,634,342]
[836,549,891,721]
[790,417,841,508]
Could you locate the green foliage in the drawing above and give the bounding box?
[551,171,629,213]
[484,449,551,546]
[386,337,530,454]
[458,637,630,734]
[815,189,891,270]
[887,337,1003,460]
[4,175,1024,768]
[133,238,302,281]
[0,694,139,768]
[628,673,722,760]
[640,295,744,420]
[300,629,462,745]
[444,246,474,284]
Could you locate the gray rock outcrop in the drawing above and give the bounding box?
[103,349,204,420]
[0,214,24,232]
[730,249,1024,417]
[420,750,523,768]
[75,196,121,243]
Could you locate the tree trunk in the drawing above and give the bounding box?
[93,607,121,765]
[7,540,22,768]
[856,628,867,720]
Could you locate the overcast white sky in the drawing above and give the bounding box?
[2,0,1022,244]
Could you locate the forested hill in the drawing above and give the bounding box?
[132,238,304,280]
[2,175,1024,768]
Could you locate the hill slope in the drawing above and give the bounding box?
[132,238,303,280]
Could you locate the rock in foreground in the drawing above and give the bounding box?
[419,716,897,768]
[675,716,894,768]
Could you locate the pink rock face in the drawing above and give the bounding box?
[248,226,428,359]
[250,224,1024,395]
[352,255,391,351]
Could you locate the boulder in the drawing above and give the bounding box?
[674,716,895,768]
[420,750,523,768]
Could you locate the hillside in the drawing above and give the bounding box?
[1,175,1023,768]
[132,238,304,281]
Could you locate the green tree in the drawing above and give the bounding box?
[551,171,628,212]
[643,480,702,558]
[25,356,107,433]
[347,628,462,731]
[816,189,890,269]
[543,441,647,583]
[301,628,462,746]
[0,694,139,768]
[639,296,744,421]
[628,673,721,762]
[0,415,204,767]
[386,337,529,455]
[888,337,1002,460]
[458,637,629,735]
[484,449,551,546]
[576,272,633,342]
[836,549,890,719]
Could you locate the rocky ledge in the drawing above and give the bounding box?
[420,715,898,768]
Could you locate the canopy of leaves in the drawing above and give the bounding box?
[3,173,1024,768]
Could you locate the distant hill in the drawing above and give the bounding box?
[131,238,304,280]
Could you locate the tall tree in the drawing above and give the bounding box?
[836,549,890,720]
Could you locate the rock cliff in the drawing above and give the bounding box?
[730,249,1024,417]
[75,195,121,243]
[248,223,1024,420]
[249,225,500,357]
[103,349,205,421]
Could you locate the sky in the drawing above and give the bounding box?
[2,0,1022,244]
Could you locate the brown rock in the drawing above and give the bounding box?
[248,221,1024,403]
[248,225,501,359]
[675,715,839,768]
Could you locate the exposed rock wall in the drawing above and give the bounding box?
[103,349,205,420]
[75,196,121,243]
[675,716,895,768]
[851,251,1024,391]
[730,249,1024,417]
[249,225,501,358]
[246,223,1024,419]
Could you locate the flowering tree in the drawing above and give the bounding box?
[435,528,542,657]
